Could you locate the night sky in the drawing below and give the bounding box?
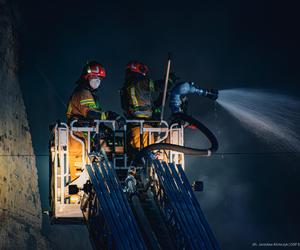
[16,0,300,249]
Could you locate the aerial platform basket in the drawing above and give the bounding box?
[49,119,184,222]
[49,118,220,249]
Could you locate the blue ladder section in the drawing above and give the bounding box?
[86,158,146,250]
[153,160,221,250]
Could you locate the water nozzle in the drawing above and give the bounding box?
[205,89,219,101]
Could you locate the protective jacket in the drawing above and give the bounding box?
[121,77,158,119]
[66,84,106,122]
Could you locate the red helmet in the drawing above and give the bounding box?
[82,61,106,80]
[126,61,149,76]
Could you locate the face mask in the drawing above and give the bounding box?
[89,78,101,89]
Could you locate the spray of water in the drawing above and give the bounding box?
[217,89,300,151]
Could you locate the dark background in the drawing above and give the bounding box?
[16,0,300,249]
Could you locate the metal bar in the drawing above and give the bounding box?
[140,122,144,149]
[98,162,136,245]
[101,150,146,249]
[180,125,185,169]
[161,161,204,249]
[102,149,145,242]
[54,127,58,205]
[66,126,70,182]
[70,127,97,132]
[160,52,172,121]
[87,131,90,164]
[59,130,65,204]
[176,164,221,250]
[153,160,198,249]
[98,162,141,249]
[92,163,132,249]
[86,164,126,250]
[123,124,128,168]
[168,162,213,249]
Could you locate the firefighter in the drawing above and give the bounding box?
[120,61,166,153]
[169,81,218,114]
[66,61,118,121]
[66,61,120,181]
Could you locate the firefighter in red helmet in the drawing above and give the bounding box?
[67,61,107,121]
[121,60,170,156]
[122,61,153,119]
[66,61,120,182]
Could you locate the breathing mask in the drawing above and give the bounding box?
[89,78,101,89]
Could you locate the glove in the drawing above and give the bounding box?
[116,116,126,128]
[205,89,218,101]
[107,111,121,120]
[152,108,161,120]
[107,111,126,127]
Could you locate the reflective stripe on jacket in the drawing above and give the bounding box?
[66,86,106,121]
[124,78,155,118]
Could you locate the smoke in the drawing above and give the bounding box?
[217,89,300,151]
[183,91,300,249]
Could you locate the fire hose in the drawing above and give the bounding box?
[137,112,218,159]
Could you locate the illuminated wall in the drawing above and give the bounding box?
[0,1,48,249]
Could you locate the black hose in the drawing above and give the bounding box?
[137,113,218,159]
[178,113,218,152]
